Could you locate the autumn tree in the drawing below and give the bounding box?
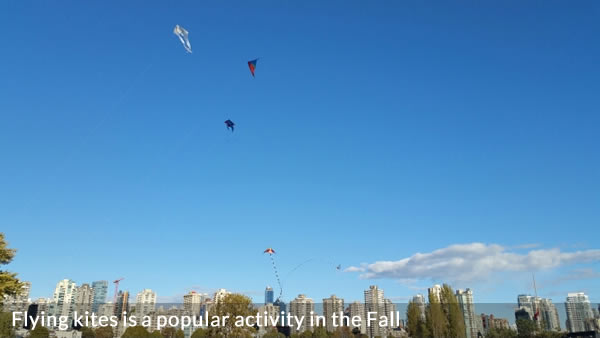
[312,325,329,338]
[299,330,314,338]
[204,293,256,337]
[122,325,151,337]
[426,289,447,337]
[0,233,23,303]
[150,331,163,338]
[81,326,96,338]
[160,326,176,338]
[94,326,114,338]
[332,326,354,338]
[406,300,429,338]
[486,327,517,338]
[535,331,565,338]
[0,312,15,338]
[441,284,466,338]
[263,328,286,338]
[516,319,536,338]
[190,328,210,337]
[351,327,368,337]
[29,326,50,338]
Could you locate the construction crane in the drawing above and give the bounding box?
[113,277,124,304]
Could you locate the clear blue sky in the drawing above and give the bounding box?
[1,0,599,311]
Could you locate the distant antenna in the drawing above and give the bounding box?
[532,273,540,325]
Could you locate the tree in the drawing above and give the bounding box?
[94,326,114,338]
[122,325,151,337]
[351,327,369,337]
[332,326,353,338]
[312,325,329,338]
[263,328,286,338]
[81,326,96,338]
[0,233,23,303]
[0,312,15,338]
[406,301,422,337]
[486,327,517,338]
[441,284,466,338]
[426,289,447,338]
[535,331,565,338]
[406,300,429,338]
[516,319,535,338]
[191,328,209,338]
[175,329,184,338]
[203,293,256,337]
[161,327,176,338]
[299,331,313,338]
[29,326,50,338]
[150,331,163,338]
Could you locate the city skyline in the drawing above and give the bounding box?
[16,274,600,307]
[8,277,599,329]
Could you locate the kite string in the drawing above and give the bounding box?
[283,258,317,282]
[20,55,158,218]
[283,258,338,283]
[270,254,283,301]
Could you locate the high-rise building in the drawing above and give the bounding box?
[517,295,560,331]
[348,301,366,334]
[2,281,31,313]
[114,290,129,320]
[35,298,50,318]
[92,281,108,313]
[481,314,510,332]
[517,294,538,320]
[98,302,114,317]
[364,285,386,338]
[515,308,531,322]
[565,292,594,333]
[183,291,207,315]
[456,289,478,338]
[428,284,443,303]
[135,289,156,317]
[539,298,560,331]
[50,279,78,327]
[257,302,281,334]
[323,295,344,333]
[274,298,287,325]
[383,298,398,331]
[213,289,231,304]
[290,294,315,333]
[412,294,426,320]
[265,286,274,305]
[21,281,31,301]
[75,283,94,315]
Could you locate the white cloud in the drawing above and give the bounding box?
[346,243,600,283]
[344,266,366,272]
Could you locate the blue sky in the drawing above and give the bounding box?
[1,0,599,312]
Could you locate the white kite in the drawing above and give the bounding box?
[173,25,192,53]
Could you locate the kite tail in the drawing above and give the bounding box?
[270,255,283,301]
